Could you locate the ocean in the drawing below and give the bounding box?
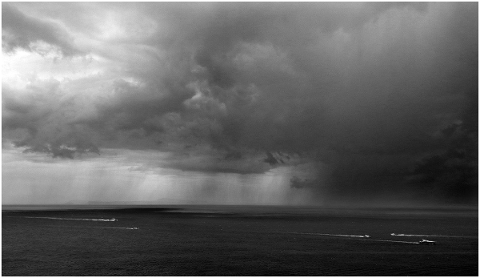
[2,205,478,275]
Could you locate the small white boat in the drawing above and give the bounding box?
[418,239,436,245]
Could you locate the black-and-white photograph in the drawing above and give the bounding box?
[2,2,478,276]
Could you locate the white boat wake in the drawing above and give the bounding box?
[102,226,139,230]
[24,216,117,222]
[372,239,420,244]
[288,232,438,244]
[291,232,371,238]
[391,233,467,238]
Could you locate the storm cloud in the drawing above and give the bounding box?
[3,3,477,205]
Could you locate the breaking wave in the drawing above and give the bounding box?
[24,216,117,222]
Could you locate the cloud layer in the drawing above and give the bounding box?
[3,3,477,205]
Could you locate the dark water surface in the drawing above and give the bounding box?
[2,205,478,275]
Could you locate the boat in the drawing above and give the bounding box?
[418,239,436,245]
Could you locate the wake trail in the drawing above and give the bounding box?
[372,239,420,245]
[23,216,117,222]
[289,232,371,238]
[288,233,425,244]
[93,226,139,230]
[92,226,139,230]
[391,233,474,238]
[35,225,139,230]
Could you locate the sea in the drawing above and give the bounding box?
[2,205,478,275]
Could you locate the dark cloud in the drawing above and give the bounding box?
[2,3,83,56]
[409,120,477,204]
[19,142,99,159]
[2,3,477,204]
[3,79,101,159]
[290,176,316,190]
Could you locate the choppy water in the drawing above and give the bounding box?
[3,205,478,275]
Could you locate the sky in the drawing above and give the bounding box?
[2,2,478,206]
